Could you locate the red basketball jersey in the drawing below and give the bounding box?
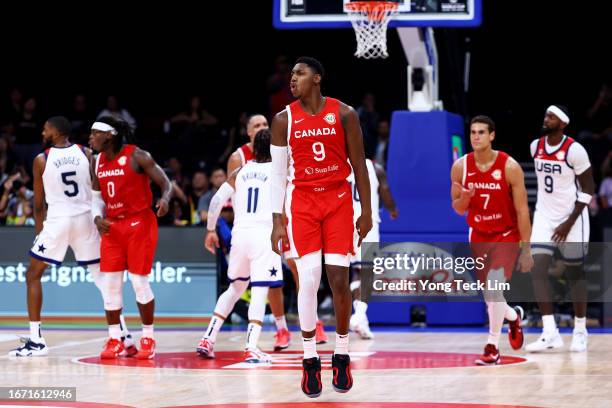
[286,97,351,189]
[463,151,517,234]
[237,143,253,165]
[96,144,153,219]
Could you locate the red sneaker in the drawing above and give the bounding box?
[100,338,124,359]
[196,338,215,358]
[315,320,328,344]
[135,337,156,360]
[508,306,524,350]
[274,328,291,351]
[475,344,500,366]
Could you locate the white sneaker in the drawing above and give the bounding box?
[349,314,360,332]
[525,330,564,352]
[570,330,588,352]
[350,314,374,340]
[120,333,139,357]
[8,337,49,357]
[244,348,272,363]
[320,296,333,310]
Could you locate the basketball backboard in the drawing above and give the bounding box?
[273,0,482,29]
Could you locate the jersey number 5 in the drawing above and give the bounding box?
[61,171,79,197]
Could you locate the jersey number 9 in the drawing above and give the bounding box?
[312,142,326,162]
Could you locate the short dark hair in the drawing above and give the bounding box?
[253,129,271,163]
[47,116,72,136]
[551,104,570,116]
[470,115,496,133]
[295,56,325,79]
[209,166,226,176]
[246,113,266,126]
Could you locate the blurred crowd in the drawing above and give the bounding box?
[1,61,610,232]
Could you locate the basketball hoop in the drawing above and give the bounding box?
[345,1,399,59]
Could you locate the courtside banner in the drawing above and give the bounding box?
[0,228,217,316]
[358,241,610,303]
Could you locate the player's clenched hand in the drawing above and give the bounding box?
[156,198,169,217]
[518,248,534,273]
[356,214,373,247]
[271,217,288,256]
[204,231,220,254]
[94,216,112,235]
[454,182,475,201]
[389,207,399,220]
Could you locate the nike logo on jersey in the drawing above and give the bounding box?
[294,118,304,124]
[502,230,512,237]
[468,172,476,176]
[98,163,105,168]
[131,221,140,227]
[338,192,346,198]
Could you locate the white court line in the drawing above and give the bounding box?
[0,336,107,360]
[47,337,107,351]
[0,334,19,343]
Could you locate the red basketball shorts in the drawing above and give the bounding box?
[101,209,158,275]
[286,181,354,259]
[469,228,520,281]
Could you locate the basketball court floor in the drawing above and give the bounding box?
[1,323,611,408]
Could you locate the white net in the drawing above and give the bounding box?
[346,1,399,59]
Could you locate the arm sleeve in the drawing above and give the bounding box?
[568,142,591,175]
[206,182,234,231]
[270,145,288,214]
[91,190,105,220]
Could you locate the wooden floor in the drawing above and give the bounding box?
[0,328,611,408]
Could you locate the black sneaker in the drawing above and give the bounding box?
[332,354,353,393]
[301,357,322,398]
[8,337,49,357]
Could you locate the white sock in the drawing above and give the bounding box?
[246,323,263,350]
[505,305,518,322]
[335,332,349,355]
[303,336,318,359]
[542,314,557,333]
[142,324,154,339]
[275,315,288,331]
[30,321,42,341]
[486,302,506,348]
[353,300,368,317]
[574,316,587,332]
[109,324,122,340]
[204,315,225,343]
[119,315,129,336]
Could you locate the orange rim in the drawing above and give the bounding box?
[346,1,399,22]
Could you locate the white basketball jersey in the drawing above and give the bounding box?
[42,144,92,219]
[531,136,591,222]
[347,159,380,223]
[233,161,273,229]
